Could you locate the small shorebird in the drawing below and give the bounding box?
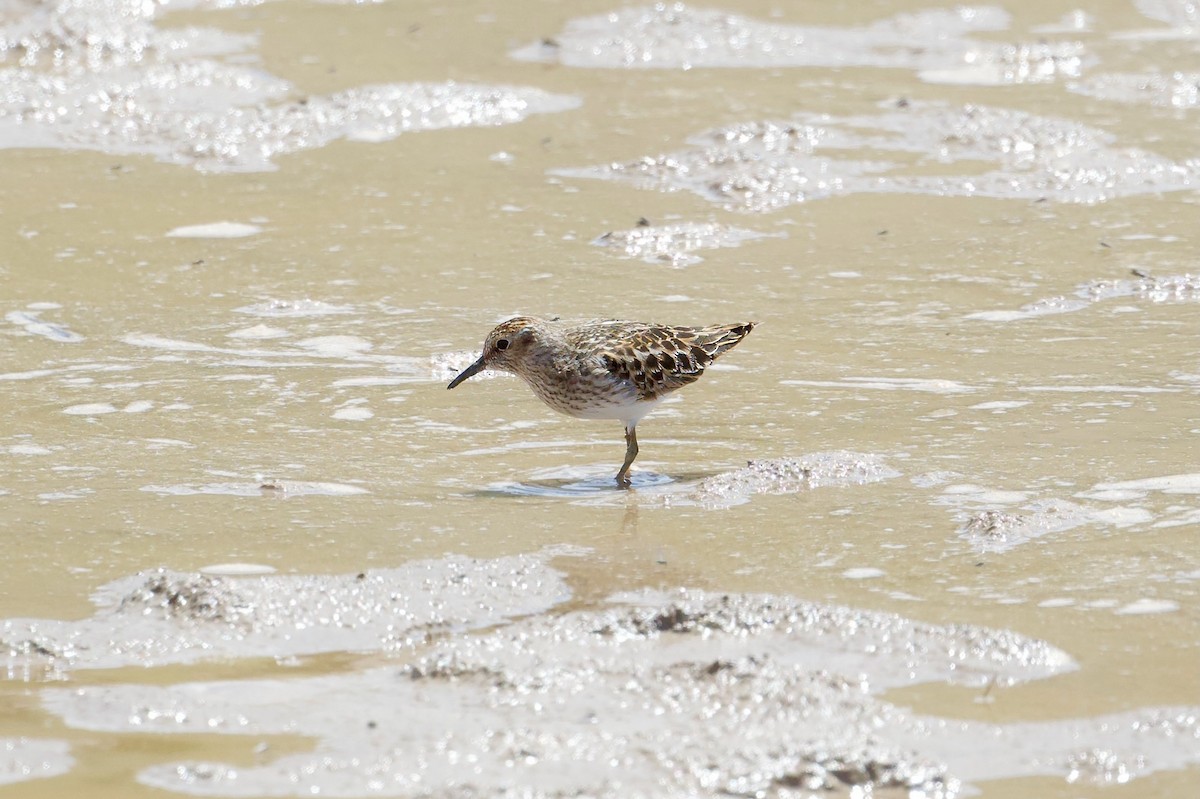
[448,317,755,485]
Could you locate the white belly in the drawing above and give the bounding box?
[523,372,660,425]
[571,398,662,423]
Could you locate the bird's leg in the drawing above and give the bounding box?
[616,423,638,487]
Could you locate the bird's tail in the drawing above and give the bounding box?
[694,321,756,362]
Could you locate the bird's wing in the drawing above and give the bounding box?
[588,322,755,401]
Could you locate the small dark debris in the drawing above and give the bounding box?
[121,574,246,625]
[651,606,692,632]
[831,766,870,785]
[7,639,58,658]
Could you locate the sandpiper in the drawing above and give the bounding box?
[448,317,755,485]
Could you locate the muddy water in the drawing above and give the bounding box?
[2,0,1199,797]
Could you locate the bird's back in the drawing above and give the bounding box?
[576,320,756,402]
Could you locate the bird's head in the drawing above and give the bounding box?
[447,317,540,389]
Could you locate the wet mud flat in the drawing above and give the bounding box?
[6,547,1200,797]
[3,0,1200,796]
[0,0,579,171]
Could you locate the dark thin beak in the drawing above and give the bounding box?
[447,355,486,389]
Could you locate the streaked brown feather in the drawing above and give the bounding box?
[586,321,755,401]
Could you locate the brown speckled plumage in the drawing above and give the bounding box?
[448,316,755,485]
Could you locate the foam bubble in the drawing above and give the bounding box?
[165,222,262,238]
[63,403,118,415]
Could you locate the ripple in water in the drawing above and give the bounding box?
[485,466,676,497]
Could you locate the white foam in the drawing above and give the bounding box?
[1089,507,1154,526]
[122,333,215,352]
[968,400,1029,411]
[0,737,73,785]
[966,298,1090,322]
[331,376,415,387]
[144,438,192,449]
[1075,489,1145,502]
[942,484,1028,504]
[969,274,1200,322]
[166,221,262,238]
[1114,599,1179,615]
[295,336,373,357]
[227,325,289,340]
[0,369,57,381]
[592,222,776,266]
[234,300,354,318]
[1019,385,1177,394]
[842,568,885,580]
[199,563,277,576]
[782,377,977,394]
[63,403,118,415]
[8,444,51,455]
[332,407,374,421]
[513,5,1014,72]
[1093,474,1200,494]
[1155,509,1200,529]
[1033,10,1094,33]
[39,489,93,501]
[6,310,85,342]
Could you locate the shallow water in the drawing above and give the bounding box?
[2,0,1199,797]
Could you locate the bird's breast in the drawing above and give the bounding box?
[518,366,642,420]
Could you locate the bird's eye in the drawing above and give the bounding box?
[495,338,510,351]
